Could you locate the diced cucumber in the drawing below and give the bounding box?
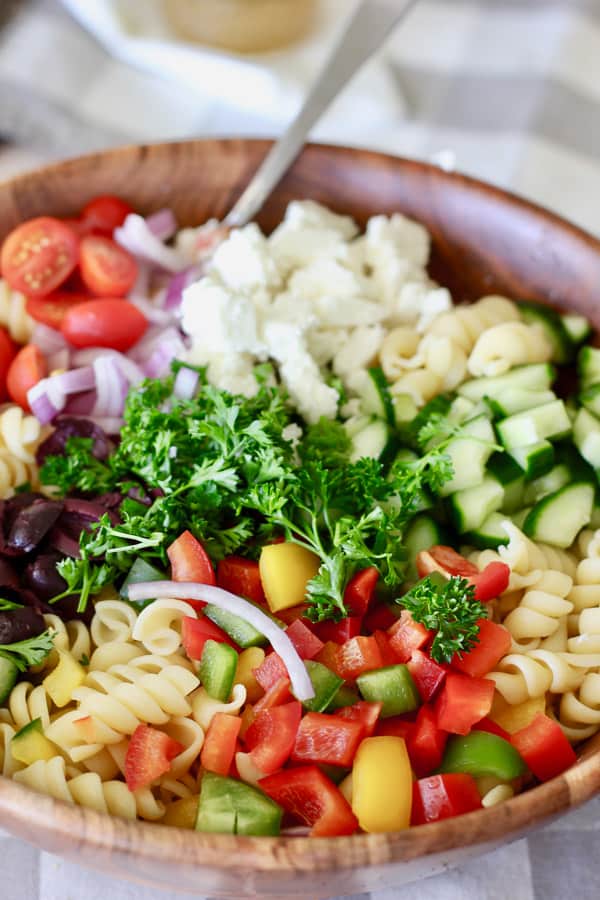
[447,396,478,425]
[562,313,592,346]
[590,494,600,529]
[404,514,447,579]
[448,475,504,534]
[496,400,571,450]
[580,383,600,419]
[350,419,397,464]
[344,414,372,438]
[439,415,498,497]
[301,661,344,713]
[199,640,239,702]
[554,443,597,483]
[464,512,510,550]
[393,393,418,424]
[519,301,574,363]
[486,452,525,513]
[523,482,594,548]
[11,718,57,766]
[0,654,18,704]
[204,605,267,649]
[458,364,556,403]
[508,441,555,480]
[523,463,571,506]
[573,407,600,469]
[578,346,600,390]
[359,367,396,426]
[512,507,532,529]
[408,395,453,447]
[485,389,556,419]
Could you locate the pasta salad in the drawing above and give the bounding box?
[0,195,598,836]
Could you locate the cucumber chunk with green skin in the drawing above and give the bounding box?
[508,441,555,480]
[359,367,397,426]
[199,640,239,702]
[580,383,600,419]
[523,482,594,548]
[519,301,574,363]
[349,419,397,465]
[464,512,510,550]
[496,400,572,450]
[204,604,267,649]
[578,346,600,389]
[357,664,420,717]
[0,654,18,704]
[511,507,532,529]
[458,364,556,403]
[523,463,571,506]
[196,772,282,836]
[438,415,497,497]
[562,313,592,346]
[486,452,525,513]
[404,514,447,579]
[301,661,344,713]
[439,732,525,780]
[485,389,557,419]
[573,408,600,469]
[448,475,504,534]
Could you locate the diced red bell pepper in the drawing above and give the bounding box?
[253,652,288,692]
[167,530,215,612]
[416,546,509,603]
[334,701,382,739]
[473,716,511,742]
[244,701,302,775]
[510,713,577,782]
[217,555,266,606]
[373,630,401,666]
[388,610,431,663]
[285,619,324,660]
[374,716,415,740]
[407,704,448,777]
[434,672,495,735]
[253,676,292,713]
[239,705,255,741]
[343,567,379,617]
[181,615,238,661]
[335,635,383,682]
[291,711,364,768]
[315,641,345,677]
[363,602,400,633]
[124,724,183,792]
[259,765,358,837]
[200,713,242,776]
[407,649,447,702]
[274,603,310,626]
[312,615,362,644]
[452,618,512,678]
[411,773,482,825]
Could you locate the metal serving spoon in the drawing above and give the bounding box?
[224,0,419,229]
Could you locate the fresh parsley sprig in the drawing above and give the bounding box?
[0,629,55,672]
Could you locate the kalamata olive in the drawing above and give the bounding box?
[36,417,114,465]
[7,499,64,554]
[0,559,20,588]
[0,606,46,644]
[24,551,68,602]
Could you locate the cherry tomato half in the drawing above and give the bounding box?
[7,344,47,411]
[0,217,79,297]
[61,299,147,352]
[26,291,92,329]
[416,546,479,580]
[79,235,138,297]
[0,328,17,401]
[80,195,134,236]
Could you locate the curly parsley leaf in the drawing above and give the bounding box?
[0,629,55,672]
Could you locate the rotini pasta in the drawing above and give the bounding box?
[467,321,553,377]
[426,295,520,354]
[0,404,46,463]
[191,684,247,731]
[0,449,39,497]
[90,599,138,647]
[131,598,195,656]
[0,278,35,343]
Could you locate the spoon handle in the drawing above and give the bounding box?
[224,0,419,228]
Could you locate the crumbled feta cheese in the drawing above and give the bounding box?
[280,200,358,239]
[210,224,282,293]
[282,423,303,447]
[206,353,260,398]
[181,279,265,362]
[333,325,385,379]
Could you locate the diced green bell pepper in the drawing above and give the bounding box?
[121,558,167,607]
[300,661,344,713]
[326,684,360,711]
[204,604,267,649]
[357,664,420,717]
[199,639,238,702]
[439,731,526,780]
[196,772,282,836]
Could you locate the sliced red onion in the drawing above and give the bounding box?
[31,323,68,355]
[126,581,315,702]
[93,356,129,418]
[142,334,185,378]
[126,325,165,362]
[174,366,199,400]
[47,349,71,372]
[52,367,95,395]
[130,259,152,300]
[115,214,185,273]
[64,389,96,415]
[28,379,63,425]
[146,209,177,242]
[130,293,174,326]
[164,265,202,311]
[66,414,124,434]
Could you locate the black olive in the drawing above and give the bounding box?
[36,417,114,465]
[24,551,68,602]
[0,606,46,644]
[7,499,64,554]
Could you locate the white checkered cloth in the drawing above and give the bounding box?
[0,1,600,898]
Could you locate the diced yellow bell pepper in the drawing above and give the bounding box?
[162,796,199,829]
[259,542,320,613]
[11,720,57,766]
[489,693,545,733]
[43,650,86,708]
[351,736,412,833]
[339,773,353,805]
[234,647,265,703]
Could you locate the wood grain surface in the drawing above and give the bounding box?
[0,139,599,898]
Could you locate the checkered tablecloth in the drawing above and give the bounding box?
[0,1,599,898]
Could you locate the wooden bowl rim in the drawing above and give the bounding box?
[0,138,599,871]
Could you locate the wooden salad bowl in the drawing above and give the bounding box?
[0,140,600,898]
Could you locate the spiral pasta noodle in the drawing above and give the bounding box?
[132,598,195,656]
[502,570,574,652]
[0,279,35,343]
[8,681,54,731]
[0,404,46,464]
[90,599,138,647]
[426,295,520,353]
[467,321,553,377]
[0,449,39,497]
